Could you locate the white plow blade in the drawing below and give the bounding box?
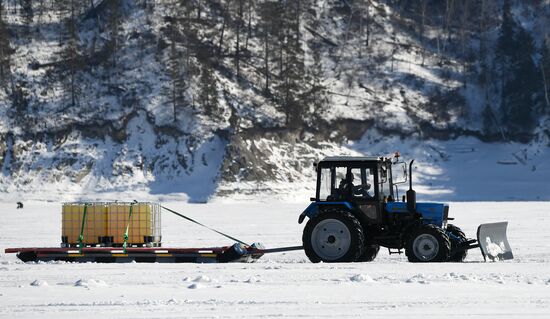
[477,222,513,261]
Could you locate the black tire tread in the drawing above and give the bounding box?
[358,244,380,262]
[447,224,468,262]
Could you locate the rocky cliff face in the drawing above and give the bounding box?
[0,0,548,201]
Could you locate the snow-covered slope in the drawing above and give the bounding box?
[0,1,549,201]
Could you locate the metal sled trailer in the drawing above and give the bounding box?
[4,244,302,264]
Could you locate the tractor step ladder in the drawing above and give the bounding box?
[387,248,403,255]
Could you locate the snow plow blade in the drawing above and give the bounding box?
[477,222,513,261]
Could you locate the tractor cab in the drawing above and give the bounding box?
[302,155,408,227]
[313,156,405,204]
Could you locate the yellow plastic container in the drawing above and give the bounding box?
[61,203,108,245]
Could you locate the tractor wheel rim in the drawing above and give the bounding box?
[412,234,439,261]
[310,219,351,261]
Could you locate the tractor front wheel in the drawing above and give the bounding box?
[302,211,365,263]
[406,224,451,262]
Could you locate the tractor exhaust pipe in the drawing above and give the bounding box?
[406,160,416,212]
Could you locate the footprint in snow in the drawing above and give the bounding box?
[349,274,374,283]
[30,280,48,287]
[264,265,282,270]
[187,283,202,289]
[406,275,429,284]
[244,276,261,283]
[74,279,108,288]
[183,275,212,283]
[193,275,212,283]
[460,274,476,281]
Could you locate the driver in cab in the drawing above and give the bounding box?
[338,171,373,200]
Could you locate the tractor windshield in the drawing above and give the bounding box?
[317,165,376,201]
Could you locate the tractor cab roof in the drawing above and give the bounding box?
[321,156,382,162]
[317,156,391,167]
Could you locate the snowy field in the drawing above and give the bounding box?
[1,201,549,318]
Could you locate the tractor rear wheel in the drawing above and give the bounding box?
[357,244,380,262]
[447,224,468,262]
[302,210,365,263]
[405,224,451,262]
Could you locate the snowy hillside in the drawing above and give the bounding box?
[0,0,549,201]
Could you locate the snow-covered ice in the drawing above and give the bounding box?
[0,201,549,318]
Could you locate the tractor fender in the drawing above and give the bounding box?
[298,202,354,224]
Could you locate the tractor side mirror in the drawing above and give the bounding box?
[392,163,408,184]
[310,197,316,202]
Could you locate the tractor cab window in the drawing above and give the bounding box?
[319,168,331,200]
[331,166,376,201]
[334,166,349,199]
[379,164,391,200]
[317,164,377,201]
[335,167,347,185]
[350,168,374,199]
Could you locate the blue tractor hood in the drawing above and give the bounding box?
[385,201,449,227]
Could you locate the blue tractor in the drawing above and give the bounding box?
[299,155,513,263]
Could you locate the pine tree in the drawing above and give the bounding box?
[0,1,11,86]
[495,0,540,134]
[482,103,499,136]
[197,64,219,119]
[166,40,188,122]
[105,0,122,82]
[60,0,82,107]
[11,81,29,117]
[275,0,305,129]
[304,44,327,125]
[541,37,550,112]
[163,9,188,123]
[21,0,33,34]
[258,2,281,93]
[233,0,244,79]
